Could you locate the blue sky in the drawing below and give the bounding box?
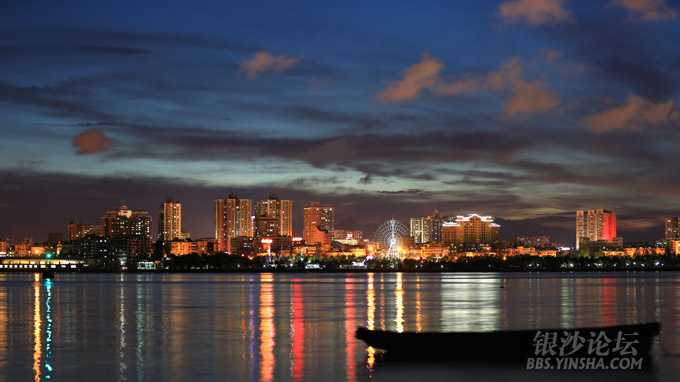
[2,0,680,243]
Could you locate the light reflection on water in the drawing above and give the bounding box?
[0,272,678,381]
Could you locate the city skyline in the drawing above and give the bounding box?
[3,1,680,244]
[3,192,679,247]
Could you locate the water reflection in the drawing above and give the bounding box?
[0,272,678,382]
[394,273,404,333]
[290,280,304,382]
[259,273,275,382]
[32,276,54,382]
[365,273,376,372]
[118,279,127,382]
[32,277,41,382]
[440,274,500,331]
[345,278,356,382]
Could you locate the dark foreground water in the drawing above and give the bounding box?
[0,272,679,381]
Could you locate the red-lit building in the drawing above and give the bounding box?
[576,209,617,250]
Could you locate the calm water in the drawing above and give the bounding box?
[1,272,679,381]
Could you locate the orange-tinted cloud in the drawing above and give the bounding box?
[611,0,677,21]
[583,94,675,132]
[379,56,559,116]
[376,55,444,102]
[240,51,299,78]
[504,80,560,117]
[72,128,114,155]
[499,0,572,25]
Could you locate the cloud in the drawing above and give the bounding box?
[377,56,559,115]
[443,57,559,116]
[611,0,677,21]
[544,49,563,62]
[240,51,299,78]
[504,80,560,116]
[72,128,114,154]
[583,94,676,132]
[432,77,484,96]
[499,0,573,25]
[376,55,444,102]
[545,20,680,101]
[77,45,151,55]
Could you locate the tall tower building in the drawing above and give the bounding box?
[159,200,182,241]
[665,217,680,241]
[303,202,335,245]
[280,199,293,237]
[575,209,617,250]
[409,210,443,244]
[214,194,253,253]
[255,195,293,237]
[101,205,152,256]
[410,217,431,244]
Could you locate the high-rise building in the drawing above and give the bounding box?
[254,216,280,239]
[410,217,431,244]
[0,240,8,256]
[214,194,253,253]
[575,209,617,250]
[67,222,98,241]
[102,205,152,256]
[440,214,500,245]
[280,199,293,237]
[410,211,443,244]
[665,217,680,241]
[255,195,293,237]
[159,200,183,241]
[303,202,335,246]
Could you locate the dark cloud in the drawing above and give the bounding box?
[0,82,114,120]
[545,19,680,100]
[77,45,151,55]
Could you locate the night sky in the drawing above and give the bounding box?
[2,0,680,244]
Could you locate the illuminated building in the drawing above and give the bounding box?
[303,202,335,246]
[255,216,280,239]
[671,240,680,255]
[665,217,680,241]
[230,236,255,256]
[404,243,449,259]
[441,214,500,245]
[332,230,363,241]
[30,245,46,257]
[159,200,184,241]
[102,205,152,257]
[214,194,253,253]
[14,240,32,257]
[441,222,459,244]
[67,222,97,241]
[576,209,617,250]
[515,235,551,248]
[167,239,215,256]
[0,240,8,256]
[255,195,293,237]
[409,211,442,244]
[72,236,110,257]
[410,217,430,244]
[332,230,363,246]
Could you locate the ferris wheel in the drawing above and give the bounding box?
[374,219,409,260]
